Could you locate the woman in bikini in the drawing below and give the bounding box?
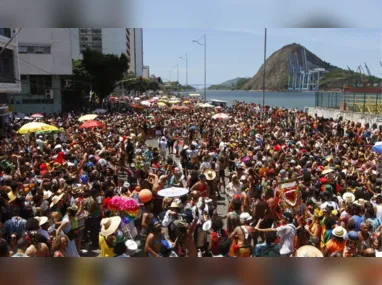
[144,222,173,257]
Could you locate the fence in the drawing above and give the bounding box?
[315,92,382,115]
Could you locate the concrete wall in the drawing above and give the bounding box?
[18,28,73,75]
[306,107,382,127]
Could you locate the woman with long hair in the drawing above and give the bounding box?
[52,235,69,257]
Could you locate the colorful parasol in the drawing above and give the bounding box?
[17,122,59,134]
[79,120,105,129]
[78,114,98,122]
[158,187,189,197]
[30,113,44,118]
[212,113,229,120]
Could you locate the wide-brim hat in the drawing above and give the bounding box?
[203,168,216,181]
[342,192,355,203]
[43,190,53,200]
[169,201,180,209]
[100,216,122,237]
[322,168,334,175]
[332,226,347,238]
[353,199,365,207]
[35,216,49,226]
[49,193,64,208]
[295,245,323,257]
[202,220,212,231]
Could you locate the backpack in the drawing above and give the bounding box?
[260,245,280,257]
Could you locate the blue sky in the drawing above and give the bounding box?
[143,28,382,85]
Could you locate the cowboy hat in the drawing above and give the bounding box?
[202,220,212,231]
[169,201,180,209]
[100,216,122,237]
[203,169,216,181]
[49,193,64,208]
[35,216,49,227]
[295,245,323,257]
[240,212,252,222]
[322,167,334,175]
[342,192,355,203]
[332,226,347,238]
[43,190,53,200]
[353,199,365,207]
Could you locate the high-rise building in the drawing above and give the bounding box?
[143,65,150,79]
[0,28,21,127]
[128,28,144,77]
[9,28,73,114]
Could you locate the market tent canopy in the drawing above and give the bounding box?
[17,122,59,134]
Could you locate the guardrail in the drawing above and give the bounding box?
[315,91,382,115]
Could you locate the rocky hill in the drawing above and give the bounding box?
[242,43,339,91]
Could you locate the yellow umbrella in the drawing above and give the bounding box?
[17,122,59,134]
[157,102,167,107]
[158,99,168,103]
[183,101,190,104]
[78,114,98,122]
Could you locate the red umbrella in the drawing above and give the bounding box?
[79,120,104,129]
[31,113,44,118]
[130,103,144,109]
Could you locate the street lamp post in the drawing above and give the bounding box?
[172,65,179,83]
[179,53,188,89]
[262,28,267,117]
[193,35,207,101]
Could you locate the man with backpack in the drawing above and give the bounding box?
[253,231,280,257]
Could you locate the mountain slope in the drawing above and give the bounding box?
[242,43,338,90]
[209,77,250,90]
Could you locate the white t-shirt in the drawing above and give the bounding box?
[159,140,167,152]
[320,201,339,211]
[277,224,296,255]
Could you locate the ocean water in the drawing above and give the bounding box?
[180,90,318,109]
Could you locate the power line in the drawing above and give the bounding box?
[0,28,22,58]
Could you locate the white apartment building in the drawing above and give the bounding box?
[129,28,144,77]
[0,28,21,127]
[71,28,144,77]
[143,65,150,79]
[9,28,73,114]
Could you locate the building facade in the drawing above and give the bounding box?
[128,28,144,76]
[143,65,150,79]
[0,28,21,127]
[9,28,73,114]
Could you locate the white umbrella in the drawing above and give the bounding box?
[93,109,107,114]
[212,113,229,120]
[141,101,151,106]
[200,103,214,108]
[157,187,189,197]
[134,97,140,101]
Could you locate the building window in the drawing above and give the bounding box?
[29,75,52,95]
[18,45,51,54]
[0,28,11,38]
[22,99,54,104]
[80,28,87,34]
[80,36,88,41]
[0,48,15,83]
[92,29,102,34]
[92,36,102,41]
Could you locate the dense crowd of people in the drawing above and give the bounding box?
[0,95,381,257]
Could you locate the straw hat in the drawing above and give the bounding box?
[169,201,180,209]
[342,192,355,203]
[35,216,48,226]
[353,199,365,207]
[202,220,212,231]
[203,169,216,181]
[322,167,334,175]
[295,245,323,257]
[100,216,121,237]
[43,190,53,200]
[332,226,347,238]
[49,193,64,208]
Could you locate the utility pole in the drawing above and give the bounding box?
[179,53,188,89]
[262,28,267,117]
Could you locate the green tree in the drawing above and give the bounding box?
[81,49,128,100]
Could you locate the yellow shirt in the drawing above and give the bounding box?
[99,235,115,257]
